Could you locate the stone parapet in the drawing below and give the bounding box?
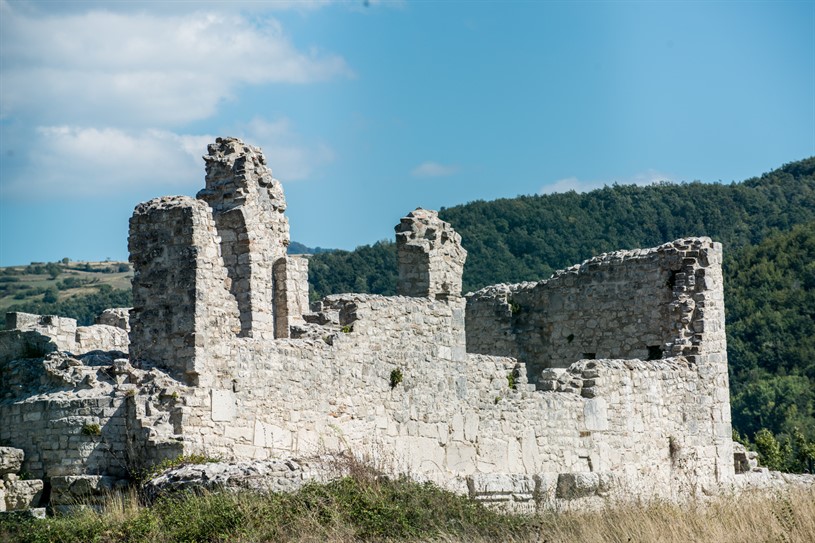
[396,208,466,300]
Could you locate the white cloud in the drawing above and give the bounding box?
[0,117,334,200]
[1,126,213,200]
[0,2,352,126]
[411,161,459,178]
[240,117,336,181]
[540,170,675,194]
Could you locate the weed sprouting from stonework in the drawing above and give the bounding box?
[509,298,521,315]
[340,325,352,334]
[507,372,516,390]
[390,368,403,389]
[81,423,102,436]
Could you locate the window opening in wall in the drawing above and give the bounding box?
[647,345,663,361]
[583,353,596,359]
[666,270,679,290]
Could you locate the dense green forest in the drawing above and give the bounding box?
[308,157,815,471]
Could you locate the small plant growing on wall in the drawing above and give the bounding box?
[508,299,521,316]
[390,368,403,389]
[81,423,101,437]
[341,325,352,334]
[507,372,516,390]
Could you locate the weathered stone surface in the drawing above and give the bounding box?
[0,447,24,475]
[4,479,44,510]
[143,460,318,500]
[95,308,131,331]
[556,472,600,499]
[396,208,466,300]
[50,475,125,505]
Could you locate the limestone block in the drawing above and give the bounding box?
[75,325,129,353]
[0,447,24,475]
[95,308,131,331]
[468,473,536,495]
[50,475,119,505]
[211,389,237,422]
[4,480,44,510]
[556,472,599,499]
[446,443,476,474]
[583,398,609,431]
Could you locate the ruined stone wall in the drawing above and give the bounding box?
[1,312,129,360]
[4,313,77,351]
[465,239,724,377]
[146,293,726,504]
[0,349,185,481]
[273,255,310,339]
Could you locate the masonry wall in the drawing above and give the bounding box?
[465,239,723,378]
[150,291,729,503]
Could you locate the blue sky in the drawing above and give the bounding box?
[0,0,813,266]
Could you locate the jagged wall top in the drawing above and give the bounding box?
[194,137,289,338]
[197,137,287,215]
[395,208,467,299]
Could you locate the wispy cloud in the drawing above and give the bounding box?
[539,169,675,194]
[0,2,352,126]
[411,161,459,178]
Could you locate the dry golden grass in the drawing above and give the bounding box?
[1,479,812,543]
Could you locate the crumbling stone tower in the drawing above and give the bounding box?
[395,208,467,300]
[197,138,290,339]
[128,138,308,385]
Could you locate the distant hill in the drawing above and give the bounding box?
[308,157,815,297]
[287,241,335,255]
[0,260,133,326]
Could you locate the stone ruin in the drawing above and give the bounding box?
[1,137,808,515]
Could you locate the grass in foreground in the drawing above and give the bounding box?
[0,475,813,543]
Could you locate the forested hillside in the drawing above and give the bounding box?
[309,157,815,297]
[308,158,815,471]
